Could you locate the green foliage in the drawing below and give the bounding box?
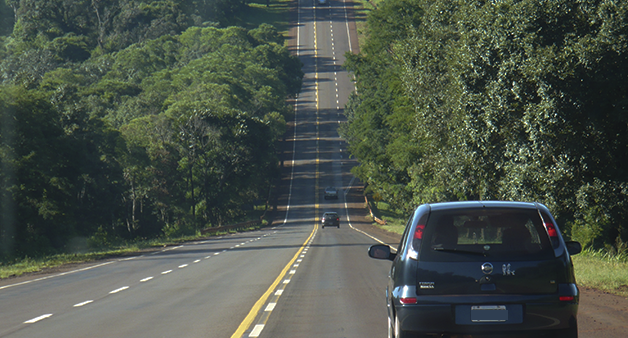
[341,0,423,213]
[569,179,627,249]
[1,5,301,260]
[162,220,197,238]
[345,0,628,247]
[0,85,125,257]
[87,226,112,249]
[0,1,15,36]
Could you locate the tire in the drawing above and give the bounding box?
[556,324,578,338]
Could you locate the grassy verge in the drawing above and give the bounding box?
[0,226,268,280]
[1,207,268,279]
[371,201,628,298]
[0,234,199,279]
[349,0,376,49]
[572,249,628,297]
[373,201,407,234]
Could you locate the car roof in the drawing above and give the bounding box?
[425,200,543,211]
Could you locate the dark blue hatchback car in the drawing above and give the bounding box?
[368,201,582,338]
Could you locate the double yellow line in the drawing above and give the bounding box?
[230,6,322,338]
[229,226,316,338]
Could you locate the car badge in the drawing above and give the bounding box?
[419,282,435,289]
[502,263,515,276]
[481,262,493,275]
[483,245,491,251]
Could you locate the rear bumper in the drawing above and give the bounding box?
[395,295,578,336]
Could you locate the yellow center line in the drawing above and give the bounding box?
[230,8,323,338]
[229,227,317,338]
[314,14,320,228]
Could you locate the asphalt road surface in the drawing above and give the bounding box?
[1,0,627,337]
[0,0,390,337]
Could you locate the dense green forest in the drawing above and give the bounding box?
[0,0,303,259]
[343,0,628,249]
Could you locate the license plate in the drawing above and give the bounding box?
[470,305,508,322]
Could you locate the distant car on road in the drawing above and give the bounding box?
[324,186,338,200]
[321,212,339,228]
[368,201,582,338]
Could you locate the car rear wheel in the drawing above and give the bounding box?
[556,324,578,338]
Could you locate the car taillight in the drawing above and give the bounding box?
[558,283,578,302]
[408,214,429,261]
[400,297,417,304]
[414,225,425,239]
[407,224,425,260]
[544,222,558,238]
[544,222,561,249]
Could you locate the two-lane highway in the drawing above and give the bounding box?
[0,228,320,337]
[242,0,394,337]
[0,0,395,337]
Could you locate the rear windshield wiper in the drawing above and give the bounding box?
[431,246,487,256]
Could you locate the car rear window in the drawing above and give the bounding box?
[419,208,554,262]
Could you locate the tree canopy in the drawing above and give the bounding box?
[0,0,302,259]
[343,0,628,249]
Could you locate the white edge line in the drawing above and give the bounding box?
[0,261,115,291]
[345,180,387,245]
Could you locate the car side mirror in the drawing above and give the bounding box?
[566,241,582,255]
[368,244,396,261]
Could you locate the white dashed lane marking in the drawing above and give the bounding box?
[109,286,129,294]
[250,324,265,337]
[24,314,52,324]
[73,300,93,307]
[16,229,282,328]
